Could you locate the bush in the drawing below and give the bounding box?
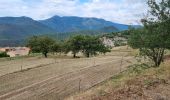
[0,52,10,58]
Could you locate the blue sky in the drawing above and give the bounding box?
[0,0,148,24]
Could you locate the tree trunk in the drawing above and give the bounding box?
[43,52,48,58]
[153,48,165,67]
[86,53,90,58]
[73,53,76,58]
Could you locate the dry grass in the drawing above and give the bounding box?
[0,46,135,77]
[0,46,137,100]
[66,60,170,100]
[0,57,56,76]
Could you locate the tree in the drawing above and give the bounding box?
[26,36,40,53]
[65,35,84,58]
[27,36,55,58]
[128,0,170,67]
[51,42,66,55]
[65,35,111,58]
[98,44,111,55]
[82,36,110,57]
[51,42,60,54]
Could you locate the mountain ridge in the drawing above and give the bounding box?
[39,15,130,32]
[0,16,56,40]
[0,15,141,46]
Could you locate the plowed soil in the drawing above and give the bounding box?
[0,54,134,100]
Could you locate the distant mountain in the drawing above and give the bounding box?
[0,16,141,46]
[98,26,119,33]
[0,16,56,40]
[39,16,129,32]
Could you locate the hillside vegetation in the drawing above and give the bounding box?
[66,59,170,100]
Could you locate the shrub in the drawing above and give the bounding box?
[0,52,10,58]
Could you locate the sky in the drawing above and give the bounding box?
[0,0,148,25]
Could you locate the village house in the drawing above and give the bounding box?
[0,47,30,57]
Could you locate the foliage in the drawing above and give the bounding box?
[65,35,85,58]
[65,35,111,58]
[50,43,60,53]
[82,36,111,57]
[26,36,55,58]
[0,52,10,58]
[102,30,132,39]
[50,42,66,55]
[26,35,110,58]
[128,63,151,74]
[128,0,170,67]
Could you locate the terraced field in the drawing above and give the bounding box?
[0,47,135,100]
[0,57,55,76]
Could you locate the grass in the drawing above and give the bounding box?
[0,53,42,62]
[165,50,170,55]
[0,46,134,77]
[66,60,170,100]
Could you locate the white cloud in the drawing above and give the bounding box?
[75,0,148,24]
[0,0,148,24]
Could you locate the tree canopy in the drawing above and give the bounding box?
[128,0,170,67]
[26,34,110,58]
[65,35,85,58]
[27,36,55,58]
[82,35,110,57]
[65,35,111,58]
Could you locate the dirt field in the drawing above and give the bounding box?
[0,57,55,76]
[0,47,135,100]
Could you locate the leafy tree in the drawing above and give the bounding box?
[27,36,55,58]
[128,0,170,67]
[82,36,110,57]
[65,35,110,58]
[26,36,40,53]
[65,35,84,58]
[96,43,111,55]
[51,42,60,54]
[51,42,66,55]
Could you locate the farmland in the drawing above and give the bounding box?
[0,46,135,100]
[67,57,170,100]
